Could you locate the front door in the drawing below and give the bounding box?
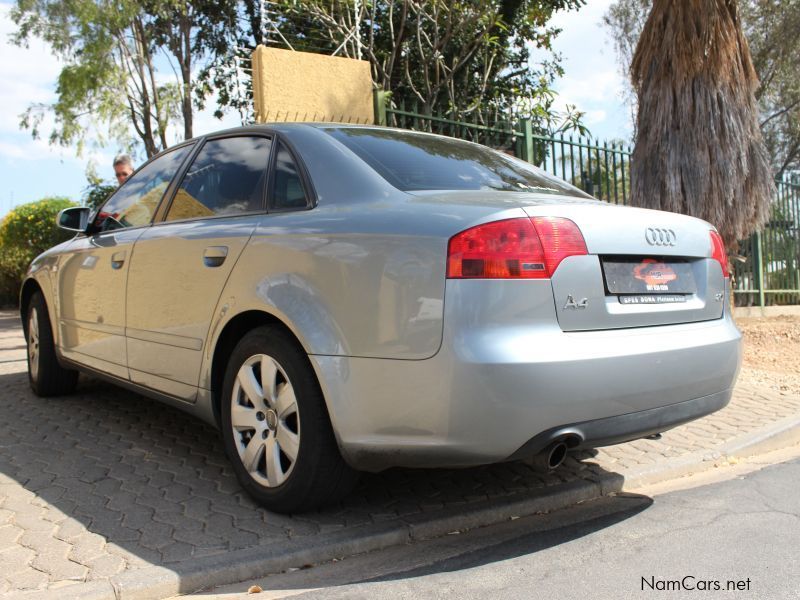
[125,135,272,400]
[57,145,193,378]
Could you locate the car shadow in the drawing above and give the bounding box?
[0,314,642,590]
[244,491,654,596]
[369,493,652,580]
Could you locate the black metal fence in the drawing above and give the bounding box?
[381,99,800,305]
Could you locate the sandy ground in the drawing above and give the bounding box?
[736,315,800,395]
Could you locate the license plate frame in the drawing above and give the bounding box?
[602,258,697,295]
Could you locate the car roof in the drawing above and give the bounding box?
[191,122,365,135]
[185,122,445,143]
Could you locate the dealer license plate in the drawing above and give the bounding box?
[603,258,696,295]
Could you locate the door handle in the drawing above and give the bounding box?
[111,251,126,270]
[203,246,228,268]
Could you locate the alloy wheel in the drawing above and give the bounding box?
[28,308,40,381]
[230,354,300,487]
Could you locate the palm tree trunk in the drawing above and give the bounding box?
[630,0,773,246]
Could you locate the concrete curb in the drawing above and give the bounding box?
[720,413,800,458]
[9,415,800,600]
[622,413,800,489]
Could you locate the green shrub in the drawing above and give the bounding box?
[0,197,77,307]
[0,245,35,308]
[0,197,77,253]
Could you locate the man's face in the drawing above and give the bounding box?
[114,163,134,185]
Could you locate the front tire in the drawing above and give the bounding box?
[26,291,78,397]
[220,326,358,512]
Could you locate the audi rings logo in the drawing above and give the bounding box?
[645,227,677,247]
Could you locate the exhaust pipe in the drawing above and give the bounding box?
[530,441,569,471]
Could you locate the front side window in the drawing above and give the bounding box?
[94,145,191,231]
[166,136,271,222]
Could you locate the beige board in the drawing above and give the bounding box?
[251,46,375,125]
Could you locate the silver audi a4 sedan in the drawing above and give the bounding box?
[21,125,742,512]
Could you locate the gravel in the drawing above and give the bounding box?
[736,315,800,395]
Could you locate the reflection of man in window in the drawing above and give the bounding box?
[113,154,135,186]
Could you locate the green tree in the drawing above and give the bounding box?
[11,0,237,157]
[83,182,118,210]
[207,1,587,132]
[12,1,589,157]
[148,1,239,140]
[740,0,800,176]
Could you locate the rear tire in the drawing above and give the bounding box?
[26,291,78,397]
[220,325,358,513]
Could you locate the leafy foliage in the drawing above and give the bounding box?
[206,1,589,133]
[11,0,589,158]
[0,197,77,252]
[740,1,800,176]
[0,197,77,307]
[11,0,238,157]
[0,246,33,308]
[84,183,118,210]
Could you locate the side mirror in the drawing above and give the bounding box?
[57,207,91,233]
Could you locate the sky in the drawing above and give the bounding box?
[0,0,631,219]
[546,0,634,143]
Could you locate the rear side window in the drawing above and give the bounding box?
[166,136,271,222]
[95,145,191,231]
[327,128,586,196]
[270,141,309,210]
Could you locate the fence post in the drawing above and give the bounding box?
[581,171,594,196]
[519,118,534,163]
[754,231,766,308]
[373,89,388,126]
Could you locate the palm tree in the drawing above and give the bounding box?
[630,0,773,247]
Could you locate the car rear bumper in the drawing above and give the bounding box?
[505,388,732,461]
[311,280,742,472]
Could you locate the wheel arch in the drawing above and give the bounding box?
[208,310,319,427]
[19,278,44,338]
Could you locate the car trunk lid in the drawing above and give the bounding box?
[521,202,725,331]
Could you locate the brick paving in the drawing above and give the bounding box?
[0,310,798,595]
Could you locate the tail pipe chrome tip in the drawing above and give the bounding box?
[530,440,569,471]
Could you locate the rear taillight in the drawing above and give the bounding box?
[709,230,729,278]
[447,217,587,279]
[530,216,589,277]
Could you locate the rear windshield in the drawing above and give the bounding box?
[327,128,586,196]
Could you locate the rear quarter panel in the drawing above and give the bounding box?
[206,199,487,364]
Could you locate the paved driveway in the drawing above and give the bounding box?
[1,310,798,596]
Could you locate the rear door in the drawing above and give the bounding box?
[57,145,192,378]
[124,135,273,400]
